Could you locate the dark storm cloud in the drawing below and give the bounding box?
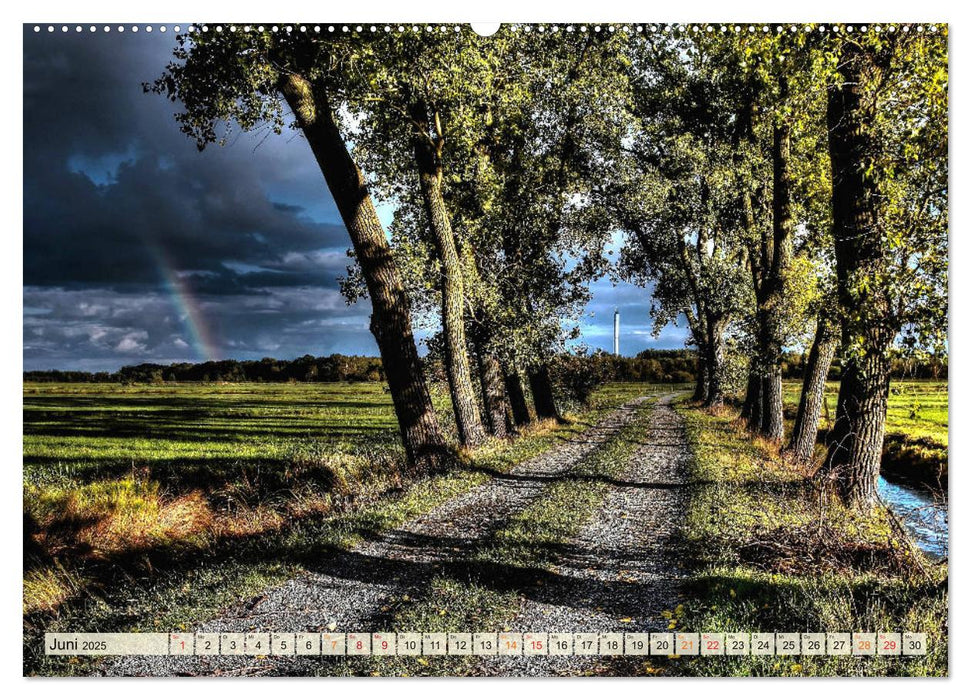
[24,155,352,288]
[23,27,379,370]
[23,29,348,289]
[22,27,687,371]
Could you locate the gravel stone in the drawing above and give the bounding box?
[477,394,691,676]
[103,396,655,676]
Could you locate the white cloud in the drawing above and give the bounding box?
[115,331,148,353]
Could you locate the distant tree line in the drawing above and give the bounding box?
[23,348,945,386]
[783,350,948,382]
[23,354,384,384]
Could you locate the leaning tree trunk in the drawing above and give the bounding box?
[788,317,838,462]
[528,364,561,421]
[688,320,709,403]
[412,129,487,448]
[504,370,533,427]
[819,40,894,508]
[278,75,449,473]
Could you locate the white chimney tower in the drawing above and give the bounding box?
[613,308,620,356]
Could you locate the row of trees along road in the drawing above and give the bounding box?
[153,24,946,508]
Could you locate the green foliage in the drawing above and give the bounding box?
[610,31,755,381]
[819,25,948,360]
[148,23,947,389]
[609,26,946,404]
[548,349,614,406]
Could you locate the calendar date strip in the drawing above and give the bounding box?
[45,631,927,657]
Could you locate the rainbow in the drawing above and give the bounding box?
[148,242,220,361]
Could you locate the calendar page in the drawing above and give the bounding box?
[22,17,948,679]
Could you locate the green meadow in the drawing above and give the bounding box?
[24,382,408,626]
[780,379,947,447]
[24,382,403,472]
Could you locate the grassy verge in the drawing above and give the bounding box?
[24,383,662,675]
[668,401,947,677]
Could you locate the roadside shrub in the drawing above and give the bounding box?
[550,350,613,407]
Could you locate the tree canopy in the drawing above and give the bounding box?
[150,23,947,506]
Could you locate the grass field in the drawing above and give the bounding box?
[22,380,664,675]
[24,381,404,476]
[781,379,947,446]
[24,382,413,616]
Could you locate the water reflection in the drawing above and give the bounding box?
[878,476,948,560]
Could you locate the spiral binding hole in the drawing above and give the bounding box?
[27,22,943,37]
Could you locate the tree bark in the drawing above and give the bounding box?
[743,81,794,443]
[278,75,449,474]
[703,317,727,407]
[754,116,794,442]
[504,370,533,427]
[677,242,718,408]
[740,362,759,421]
[819,40,894,507]
[745,365,764,433]
[473,337,510,439]
[693,354,708,403]
[823,348,891,505]
[789,317,838,461]
[410,106,487,448]
[528,364,562,421]
[759,366,784,441]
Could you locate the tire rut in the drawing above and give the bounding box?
[103,396,653,676]
[477,394,691,676]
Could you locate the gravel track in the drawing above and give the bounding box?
[477,394,691,676]
[103,396,652,676]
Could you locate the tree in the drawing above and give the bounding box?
[473,29,630,421]
[818,25,947,507]
[785,228,840,462]
[613,30,751,407]
[379,28,630,425]
[149,29,450,473]
[788,312,838,461]
[711,29,830,442]
[346,31,495,447]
